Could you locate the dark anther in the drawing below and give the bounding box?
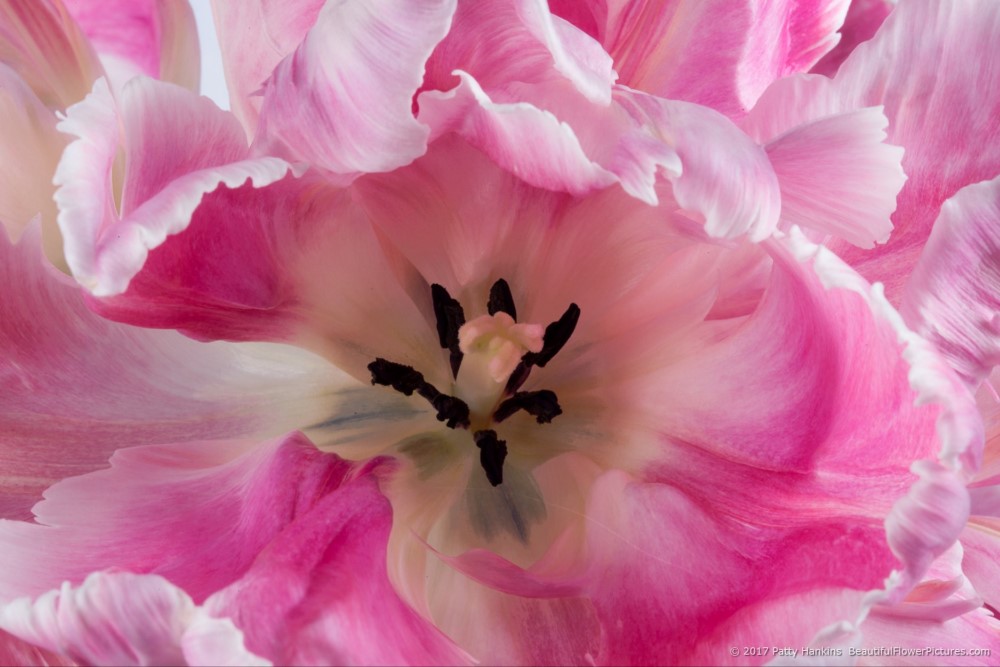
[368,358,424,395]
[504,303,581,395]
[473,429,508,486]
[504,360,532,394]
[431,284,465,378]
[487,278,517,321]
[524,303,580,368]
[419,384,471,429]
[493,390,562,424]
[369,357,470,429]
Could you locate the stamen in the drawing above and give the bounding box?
[417,383,471,429]
[431,283,466,378]
[487,278,517,321]
[493,390,562,424]
[473,429,508,486]
[504,303,581,394]
[367,358,424,395]
[368,358,470,429]
[524,303,581,368]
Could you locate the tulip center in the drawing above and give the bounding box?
[367,280,579,487]
[455,312,543,417]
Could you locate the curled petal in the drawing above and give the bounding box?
[209,0,324,134]
[418,72,621,199]
[901,176,1000,388]
[885,461,971,594]
[745,0,1000,300]
[811,0,894,76]
[763,106,905,248]
[55,76,296,297]
[593,0,849,118]
[959,521,1000,607]
[255,0,457,174]
[0,571,266,666]
[424,0,615,104]
[616,89,781,241]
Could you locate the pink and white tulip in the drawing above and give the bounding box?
[0,0,999,665]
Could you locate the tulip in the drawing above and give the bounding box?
[1,0,998,664]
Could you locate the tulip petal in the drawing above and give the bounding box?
[615,90,781,241]
[62,0,200,92]
[55,76,296,298]
[0,223,331,521]
[417,72,621,199]
[860,606,1000,666]
[745,0,1000,301]
[204,459,471,666]
[0,0,101,109]
[594,0,849,118]
[0,629,71,667]
[810,0,893,76]
[0,64,65,263]
[0,434,353,603]
[900,176,1000,388]
[254,0,456,175]
[763,106,905,248]
[0,571,266,666]
[959,520,1000,607]
[423,0,615,104]
[209,0,324,134]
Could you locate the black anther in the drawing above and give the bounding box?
[368,358,424,395]
[431,283,466,377]
[487,279,517,321]
[494,390,562,424]
[523,303,580,368]
[473,429,508,486]
[369,358,470,429]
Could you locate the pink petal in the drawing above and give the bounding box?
[0,0,101,109]
[900,176,1000,388]
[0,571,266,666]
[0,224,330,521]
[209,0,324,135]
[254,0,456,175]
[423,0,615,104]
[597,0,849,118]
[445,469,895,665]
[746,0,1000,302]
[202,459,470,665]
[886,461,969,596]
[811,0,894,76]
[55,76,295,297]
[0,629,71,667]
[417,73,620,199]
[84,170,441,384]
[0,434,349,603]
[876,542,983,623]
[615,89,781,240]
[62,0,200,92]
[763,106,905,248]
[420,82,779,230]
[0,64,65,264]
[860,606,1000,666]
[960,520,1000,608]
